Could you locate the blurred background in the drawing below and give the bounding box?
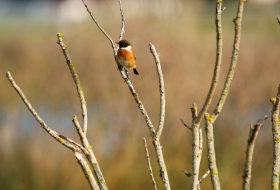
[0,0,279,189]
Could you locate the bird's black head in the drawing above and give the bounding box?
[118,39,131,48]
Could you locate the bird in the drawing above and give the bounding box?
[117,39,139,75]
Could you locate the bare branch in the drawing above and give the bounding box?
[190,125,201,190]
[191,128,203,189]
[5,71,104,189]
[213,0,247,117]
[152,138,171,190]
[57,33,88,135]
[180,118,191,130]
[81,0,131,81]
[194,0,223,126]
[204,113,220,190]
[118,0,125,41]
[182,169,193,177]
[204,1,247,188]
[72,108,108,190]
[271,84,280,190]
[199,128,203,153]
[199,170,210,185]
[143,138,157,190]
[150,43,166,138]
[189,1,225,189]
[81,0,115,47]
[80,1,157,136]
[6,72,82,153]
[72,115,88,148]
[80,1,170,189]
[56,34,107,190]
[242,115,268,190]
[75,150,100,190]
[126,80,157,135]
[58,134,89,155]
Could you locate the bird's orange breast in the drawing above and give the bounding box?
[117,49,136,68]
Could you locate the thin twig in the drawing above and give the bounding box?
[81,0,129,79]
[198,170,210,185]
[270,84,280,190]
[81,0,115,47]
[242,115,268,190]
[126,80,157,135]
[180,118,191,130]
[194,0,223,126]
[118,0,125,41]
[143,138,157,190]
[57,33,88,135]
[6,72,100,189]
[182,169,193,177]
[150,43,166,138]
[6,72,82,153]
[213,0,247,117]
[72,115,88,148]
[149,44,170,189]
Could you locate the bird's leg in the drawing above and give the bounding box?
[118,65,123,71]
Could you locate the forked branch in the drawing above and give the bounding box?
[189,1,224,189]
[57,34,107,190]
[194,0,223,126]
[118,0,125,41]
[204,1,247,189]
[242,115,268,190]
[6,72,100,190]
[213,0,247,117]
[81,0,170,189]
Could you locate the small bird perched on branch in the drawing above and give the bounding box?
[117,39,139,75]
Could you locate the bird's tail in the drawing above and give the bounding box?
[133,68,139,75]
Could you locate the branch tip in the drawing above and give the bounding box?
[180,118,191,130]
[276,15,280,25]
[182,169,194,177]
[57,33,64,38]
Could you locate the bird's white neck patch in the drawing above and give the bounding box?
[121,45,132,50]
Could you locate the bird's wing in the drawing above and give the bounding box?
[133,49,136,61]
